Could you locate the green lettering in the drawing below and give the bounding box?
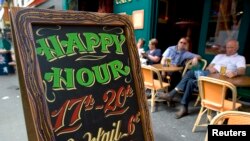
[62,33,87,56]
[44,67,75,90]
[109,60,130,80]
[83,33,101,53]
[92,63,111,84]
[99,33,114,53]
[76,68,95,87]
[112,34,125,54]
[36,35,65,62]
[43,61,130,90]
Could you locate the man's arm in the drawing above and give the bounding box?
[237,67,246,75]
[205,54,221,73]
[226,67,245,78]
[226,56,246,78]
[191,55,201,65]
[206,64,218,73]
[161,56,166,65]
[148,54,161,63]
[161,48,170,65]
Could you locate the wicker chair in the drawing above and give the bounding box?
[141,65,170,112]
[182,58,207,77]
[210,110,250,125]
[204,111,250,141]
[192,76,242,132]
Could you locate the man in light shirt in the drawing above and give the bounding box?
[206,40,245,77]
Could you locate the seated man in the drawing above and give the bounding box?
[161,37,201,90]
[158,39,246,119]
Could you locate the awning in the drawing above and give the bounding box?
[24,0,47,7]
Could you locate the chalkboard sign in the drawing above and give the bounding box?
[10,8,154,141]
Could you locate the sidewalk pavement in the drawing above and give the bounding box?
[0,74,207,141]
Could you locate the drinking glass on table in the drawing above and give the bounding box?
[162,57,171,67]
[166,57,171,67]
[220,65,227,75]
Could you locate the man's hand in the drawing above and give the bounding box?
[226,71,237,78]
[191,57,198,66]
[206,64,217,73]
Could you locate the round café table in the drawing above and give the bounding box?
[151,64,183,72]
[208,73,250,87]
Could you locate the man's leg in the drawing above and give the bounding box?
[158,70,196,101]
[175,79,196,119]
[168,71,181,91]
[175,70,196,91]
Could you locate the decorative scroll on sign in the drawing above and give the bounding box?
[10,8,153,141]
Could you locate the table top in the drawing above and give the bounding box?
[208,73,250,87]
[151,64,183,72]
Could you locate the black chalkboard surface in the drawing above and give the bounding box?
[10,8,153,141]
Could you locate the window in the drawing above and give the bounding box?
[205,0,243,54]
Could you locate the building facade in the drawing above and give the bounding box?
[1,0,250,63]
[113,0,250,63]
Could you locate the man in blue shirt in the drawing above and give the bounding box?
[161,37,200,66]
[161,37,200,90]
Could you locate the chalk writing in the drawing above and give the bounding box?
[33,25,145,140]
[36,32,126,62]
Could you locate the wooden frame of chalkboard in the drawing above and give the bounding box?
[10,8,154,141]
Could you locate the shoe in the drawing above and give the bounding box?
[175,105,188,119]
[158,93,173,102]
[172,95,181,102]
